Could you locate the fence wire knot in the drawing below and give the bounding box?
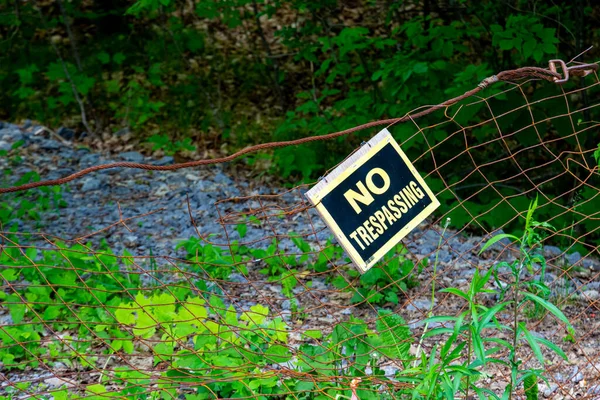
[478,75,499,89]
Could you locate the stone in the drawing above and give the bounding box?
[80,153,101,166]
[155,156,174,166]
[0,140,12,152]
[56,127,75,141]
[81,178,102,191]
[458,241,474,254]
[1,130,24,145]
[229,273,248,284]
[40,139,61,150]
[584,258,600,271]
[588,384,600,395]
[119,151,144,163]
[543,383,558,398]
[423,229,442,243]
[281,300,291,310]
[553,372,564,382]
[214,171,233,185]
[44,377,75,388]
[543,245,562,257]
[582,289,600,300]
[406,298,435,312]
[114,127,130,136]
[123,235,138,246]
[571,371,584,384]
[566,252,582,266]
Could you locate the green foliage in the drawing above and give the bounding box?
[333,244,422,305]
[0,240,139,369]
[146,134,196,156]
[491,15,559,62]
[0,167,67,226]
[0,200,575,398]
[524,374,539,400]
[176,236,248,280]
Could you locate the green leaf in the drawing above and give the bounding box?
[534,336,568,360]
[236,223,247,239]
[499,39,514,50]
[304,330,322,339]
[97,52,110,64]
[264,344,292,363]
[479,234,518,253]
[1,268,18,281]
[113,52,126,65]
[241,304,269,325]
[441,312,464,360]
[519,322,544,365]
[440,287,469,301]
[523,40,536,59]
[376,310,412,360]
[543,42,557,54]
[522,292,574,334]
[524,373,539,400]
[471,325,486,364]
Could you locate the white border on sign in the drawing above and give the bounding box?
[305,128,440,273]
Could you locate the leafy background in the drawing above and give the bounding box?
[0,0,599,250]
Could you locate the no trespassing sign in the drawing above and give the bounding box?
[305,128,440,273]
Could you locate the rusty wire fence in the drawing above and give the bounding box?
[1,60,600,399]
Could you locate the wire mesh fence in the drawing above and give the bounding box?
[1,60,600,399]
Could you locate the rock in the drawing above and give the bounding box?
[571,370,584,384]
[214,172,233,185]
[80,153,101,166]
[582,290,600,301]
[543,383,558,397]
[56,127,75,141]
[0,140,12,152]
[114,127,130,136]
[553,372,564,382]
[583,258,600,271]
[423,229,442,244]
[281,300,291,310]
[406,298,435,312]
[229,273,248,284]
[0,129,24,144]
[544,245,562,257]
[81,178,102,191]
[381,365,398,377]
[123,235,138,246]
[568,366,581,382]
[22,119,32,129]
[40,139,61,150]
[458,241,474,254]
[566,252,582,266]
[119,151,144,163]
[44,377,75,388]
[588,384,600,395]
[155,156,174,166]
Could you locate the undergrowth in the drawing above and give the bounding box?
[0,198,575,399]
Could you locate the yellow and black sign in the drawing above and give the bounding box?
[305,128,440,273]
